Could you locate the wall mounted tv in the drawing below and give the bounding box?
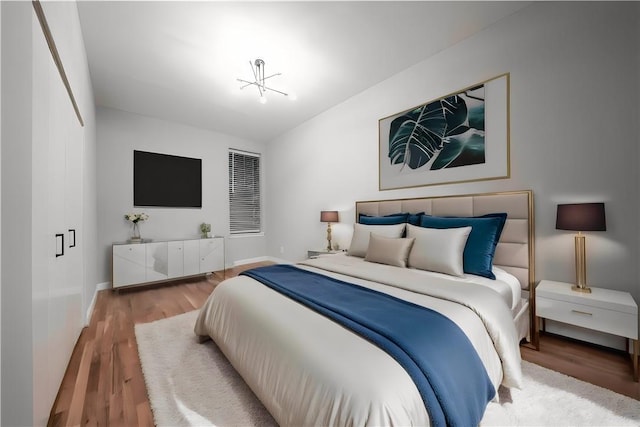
[134,150,202,208]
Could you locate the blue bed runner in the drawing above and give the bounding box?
[241,264,495,427]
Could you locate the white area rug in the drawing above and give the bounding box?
[136,310,640,426]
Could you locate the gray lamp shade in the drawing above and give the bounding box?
[556,203,606,231]
[320,211,339,223]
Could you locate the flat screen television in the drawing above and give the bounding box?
[134,150,202,208]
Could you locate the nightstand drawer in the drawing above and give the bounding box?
[537,297,637,339]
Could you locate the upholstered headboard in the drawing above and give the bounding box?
[355,190,534,293]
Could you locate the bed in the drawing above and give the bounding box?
[195,190,535,426]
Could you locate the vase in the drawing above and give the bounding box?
[131,222,141,242]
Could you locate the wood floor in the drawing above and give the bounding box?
[47,264,257,427]
[521,332,640,400]
[49,262,639,426]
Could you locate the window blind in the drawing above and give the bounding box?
[228,149,261,234]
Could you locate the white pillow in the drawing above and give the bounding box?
[348,223,406,257]
[364,233,415,268]
[406,224,471,277]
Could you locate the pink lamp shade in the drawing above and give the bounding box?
[320,211,339,223]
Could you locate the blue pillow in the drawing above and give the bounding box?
[419,213,507,279]
[359,212,424,226]
[359,212,408,225]
[407,212,425,226]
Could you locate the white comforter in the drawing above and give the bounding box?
[194,256,523,426]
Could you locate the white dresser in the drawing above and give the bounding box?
[536,280,638,381]
[112,237,225,289]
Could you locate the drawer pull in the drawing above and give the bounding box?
[571,309,593,316]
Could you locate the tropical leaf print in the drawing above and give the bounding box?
[431,129,485,169]
[388,86,485,171]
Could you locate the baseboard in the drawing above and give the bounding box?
[85,281,110,326]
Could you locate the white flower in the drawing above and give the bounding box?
[124,212,149,223]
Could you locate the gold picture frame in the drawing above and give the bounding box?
[378,73,510,191]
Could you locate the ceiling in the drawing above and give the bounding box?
[77,1,530,143]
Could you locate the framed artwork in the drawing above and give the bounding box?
[379,73,510,191]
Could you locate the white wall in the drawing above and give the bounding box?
[96,107,267,283]
[266,3,640,345]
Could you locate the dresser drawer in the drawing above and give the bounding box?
[537,296,637,339]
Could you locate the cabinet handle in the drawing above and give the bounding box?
[571,309,593,316]
[69,229,76,248]
[55,233,64,257]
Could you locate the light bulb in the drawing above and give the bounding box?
[288,92,298,101]
[259,95,267,104]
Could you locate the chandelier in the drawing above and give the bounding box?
[237,59,292,104]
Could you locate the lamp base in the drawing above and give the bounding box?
[571,285,592,293]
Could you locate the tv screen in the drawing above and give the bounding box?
[134,150,202,208]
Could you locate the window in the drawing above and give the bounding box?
[228,149,261,234]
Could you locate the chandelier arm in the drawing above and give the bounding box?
[263,86,289,97]
[237,80,264,94]
[239,82,264,97]
[262,73,282,81]
[237,78,256,85]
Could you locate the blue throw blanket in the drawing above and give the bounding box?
[241,264,495,427]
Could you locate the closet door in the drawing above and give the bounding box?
[31,14,84,423]
[64,91,84,310]
[32,16,59,421]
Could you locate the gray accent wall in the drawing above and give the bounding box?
[265,2,640,347]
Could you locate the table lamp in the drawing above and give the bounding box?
[320,211,339,251]
[555,202,606,293]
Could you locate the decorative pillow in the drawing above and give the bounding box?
[359,212,425,226]
[348,223,406,257]
[364,233,415,268]
[407,212,425,226]
[359,213,408,225]
[419,213,507,279]
[406,224,471,277]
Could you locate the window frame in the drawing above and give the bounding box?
[228,149,262,235]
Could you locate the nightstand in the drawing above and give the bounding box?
[307,249,341,258]
[536,280,638,381]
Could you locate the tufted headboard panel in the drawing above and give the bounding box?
[355,190,534,292]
